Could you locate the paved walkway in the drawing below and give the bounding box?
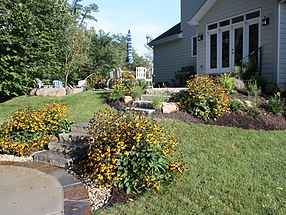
[0,161,92,215]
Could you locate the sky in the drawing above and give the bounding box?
[83,0,181,57]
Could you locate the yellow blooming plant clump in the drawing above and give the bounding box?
[110,71,137,101]
[80,109,184,194]
[89,73,108,89]
[185,75,231,120]
[0,102,73,156]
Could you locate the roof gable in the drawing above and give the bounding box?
[148,23,182,46]
[188,0,218,26]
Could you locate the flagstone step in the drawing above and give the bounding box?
[33,151,76,168]
[48,142,88,156]
[71,122,91,134]
[58,132,93,144]
[132,100,153,109]
[130,107,156,114]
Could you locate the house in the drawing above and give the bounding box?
[149,0,286,90]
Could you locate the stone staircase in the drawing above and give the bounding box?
[130,87,186,113]
[34,88,186,168]
[33,122,92,168]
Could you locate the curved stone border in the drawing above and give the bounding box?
[0,161,92,215]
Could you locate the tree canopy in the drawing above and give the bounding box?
[0,0,150,100]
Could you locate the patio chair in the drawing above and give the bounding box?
[136,67,147,80]
[34,78,44,88]
[53,80,63,88]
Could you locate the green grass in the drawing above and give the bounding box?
[97,121,286,215]
[0,90,112,123]
[1,91,285,214]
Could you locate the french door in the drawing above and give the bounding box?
[207,13,260,74]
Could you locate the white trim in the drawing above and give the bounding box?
[148,33,183,46]
[188,0,218,27]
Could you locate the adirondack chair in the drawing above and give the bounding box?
[136,67,147,80]
[136,67,153,87]
[34,78,44,88]
[53,80,63,88]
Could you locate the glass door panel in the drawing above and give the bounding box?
[210,33,217,69]
[221,30,230,68]
[234,27,243,66]
[249,23,259,62]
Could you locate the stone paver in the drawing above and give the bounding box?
[0,161,92,215]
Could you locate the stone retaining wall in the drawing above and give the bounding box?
[30,87,83,97]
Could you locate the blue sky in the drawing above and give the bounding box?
[83,0,181,56]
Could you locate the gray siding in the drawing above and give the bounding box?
[196,0,277,82]
[153,0,205,84]
[279,2,286,89]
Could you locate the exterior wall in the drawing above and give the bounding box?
[153,0,205,84]
[196,0,277,82]
[279,2,286,90]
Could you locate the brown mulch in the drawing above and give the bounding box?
[152,109,286,131]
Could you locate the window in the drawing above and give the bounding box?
[246,11,260,20]
[210,33,217,69]
[208,23,218,30]
[192,36,197,57]
[232,16,244,24]
[219,20,230,27]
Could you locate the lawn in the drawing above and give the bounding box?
[0,91,285,214]
[0,90,113,124]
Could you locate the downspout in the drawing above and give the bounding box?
[278,0,286,87]
[277,2,281,87]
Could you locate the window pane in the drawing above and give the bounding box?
[222,31,230,68]
[210,34,217,69]
[219,20,230,27]
[234,27,243,66]
[232,16,244,24]
[208,23,218,30]
[192,37,197,56]
[246,11,260,20]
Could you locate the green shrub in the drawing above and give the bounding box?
[79,110,184,194]
[171,90,189,111]
[265,82,280,96]
[245,106,261,117]
[247,79,261,97]
[216,73,236,94]
[110,72,137,101]
[185,75,231,120]
[230,99,245,112]
[0,102,73,156]
[267,92,285,114]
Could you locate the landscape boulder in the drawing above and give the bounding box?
[123,96,133,104]
[161,102,178,114]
